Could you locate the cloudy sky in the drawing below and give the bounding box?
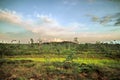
[0,0,120,43]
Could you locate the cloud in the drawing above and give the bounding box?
[88,13,120,26]
[92,16,99,22]
[115,18,120,26]
[0,9,119,43]
[100,16,111,24]
[87,14,100,22]
[63,0,96,6]
[0,9,33,32]
[63,0,78,6]
[0,9,22,24]
[37,14,58,25]
[112,13,120,18]
[113,13,120,26]
[68,22,89,31]
[0,9,88,40]
[88,15,111,24]
[109,0,120,2]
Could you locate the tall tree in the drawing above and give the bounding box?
[30,38,34,47]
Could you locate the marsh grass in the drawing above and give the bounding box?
[0,57,120,80]
[6,57,119,67]
[0,43,120,79]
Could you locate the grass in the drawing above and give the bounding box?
[6,57,120,68]
[0,56,120,80]
[0,43,120,79]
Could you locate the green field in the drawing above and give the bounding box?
[7,57,119,67]
[0,42,120,80]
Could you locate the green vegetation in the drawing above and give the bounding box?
[0,42,120,80]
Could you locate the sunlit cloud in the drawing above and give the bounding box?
[0,9,120,43]
[0,9,84,38]
[0,9,22,24]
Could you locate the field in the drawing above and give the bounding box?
[0,42,120,80]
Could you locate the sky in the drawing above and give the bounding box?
[0,0,120,43]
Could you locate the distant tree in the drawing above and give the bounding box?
[96,41,101,44]
[30,38,34,47]
[11,40,17,43]
[74,37,79,44]
[110,40,113,44]
[38,38,42,45]
[18,40,20,44]
[38,38,42,53]
[0,43,4,58]
[0,43,11,58]
[2,41,4,43]
[113,40,117,44]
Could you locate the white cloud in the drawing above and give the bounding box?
[68,22,89,30]
[0,9,22,24]
[63,0,78,6]
[0,9,119,43]
[39,15,57,24]
[0,9,75,38]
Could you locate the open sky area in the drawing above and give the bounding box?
[0,0,120,43]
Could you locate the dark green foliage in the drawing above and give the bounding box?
[0,42,120,59]
[0,43,13,58]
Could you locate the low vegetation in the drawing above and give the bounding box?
[0,41,120,80]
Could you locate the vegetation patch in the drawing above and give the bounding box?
[0,43,120,79]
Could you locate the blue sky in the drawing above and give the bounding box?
[0,0,120,43]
